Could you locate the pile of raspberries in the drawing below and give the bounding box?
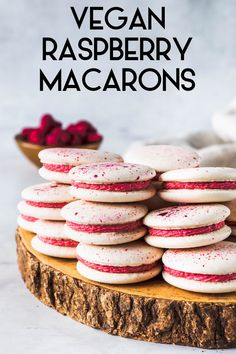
[19,114,103,146]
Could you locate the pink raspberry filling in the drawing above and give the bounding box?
[77,256,158,273]
[67,220,143,233]
[72,180,151,192]
[149,221,225,237]
[164,265,236,283]
[21,214,38,222]
[163,181,236,190]
[38,235,78,247]
[26,200,67,208]
[43,163,74,173]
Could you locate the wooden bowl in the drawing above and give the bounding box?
[15,135,102,167]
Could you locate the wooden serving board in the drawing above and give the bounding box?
[16,227,236,349]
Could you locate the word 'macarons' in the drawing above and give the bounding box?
[40,6,196,92]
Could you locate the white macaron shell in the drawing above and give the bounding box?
[144,204,230,229]
[70,163,156,183]
[39,148,123,165]
[70,185,156,203]
[17,215,36,233]
[162,241,236,275]
[76,241,163,267]
[31,236,76,258]
[145,225,231,249]
[65,224,146,245]
[61,200,148,225]
[162,271,236,293]
[34,220,66,239]
[160,167,236,182]
[18,200,64,220]
[39,167,71,184]
[159,189,236,203]
[21,182,74,202]
[77,261,162,284]
[124,145,200,172]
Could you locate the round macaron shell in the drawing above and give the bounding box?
[144,204,230,229]
[76,241,163,267]
[39,148,123,165]
[70,185,156,203]
[162,241,236,275]
[159,189,236,203]
[69,163,156,184]
[18,200,64,220]
[77,261,162,284]
[39,167,71,184]
[65,223,147,245]
[162,271,236,293]
[34,220,66,239]
[61,200,148,225]
[31,236,77,258]
[124,145,200,172]
[17,214,36,233]
[21,182,74,203]
[145,225,231,249]
[160,167,236,182]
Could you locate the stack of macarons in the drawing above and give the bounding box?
[128,145,236,293]
[61,159,164,284]
[17,148,124,259]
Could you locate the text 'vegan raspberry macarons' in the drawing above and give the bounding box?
[144,204,231,249]
[32,220,78,258]
[162,241,236,293]
[61,200,148,245]
[76,240,163,284]
[159,167,236,203]
[18,182,74,220]
[39,148,123,184]
[69,162,156,203]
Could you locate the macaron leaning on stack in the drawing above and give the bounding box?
[39,148,123,184]
[144,204,231,249]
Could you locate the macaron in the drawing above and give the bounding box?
[76,240,163,284]
[32,220,78,258]
[61,200,148,245]
[224,200,236,236]
[17,182,74,220]
[124,145,200,183]
[144,204,231,249]
[39,148,123,184]
[17,214,38,233]
[69,162,156,203]
[162,241,236,293]
[159,167,236,203]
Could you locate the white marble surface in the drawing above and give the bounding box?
[1,0,236,353]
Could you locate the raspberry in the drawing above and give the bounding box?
[20,128,35,140]
[71,132,83,146]
[28,129,45,145]
[40,114,61,134]
[86,132,103,143]
[45,133,59,146]
[59,130,72,145]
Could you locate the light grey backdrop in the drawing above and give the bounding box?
[1,1,236,354]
